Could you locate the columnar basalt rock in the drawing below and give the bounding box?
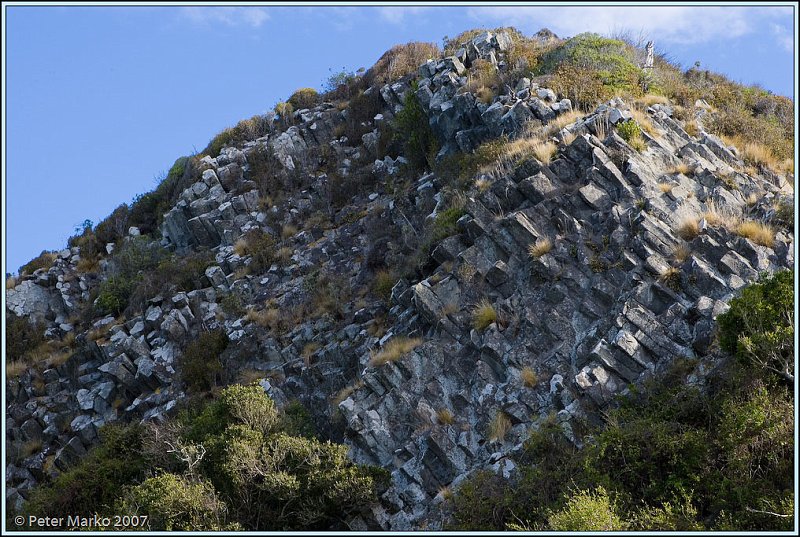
[6,28,794,530]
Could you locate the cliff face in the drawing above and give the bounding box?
[5,30,794,530]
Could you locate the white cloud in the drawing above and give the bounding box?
[179,7,270,28]
[377,6,431,25]
[465,5,791,46]
[771,23,794,53]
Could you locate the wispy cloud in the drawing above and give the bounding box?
[179,7,270,28]
[466,6,792,46]
[771,23,794,53]
[377,6,431,25]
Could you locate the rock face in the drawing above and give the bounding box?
[5,29,794,529]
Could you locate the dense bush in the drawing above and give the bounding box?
[393,81,440,174]
[95,236,167,316]
[177,329,229,393]
[539,33,643,104]
[287,87,319,110]
[717,270,793,384]
[547,487,625,531]
[116,473,234,531]
[5,312,46,364]
[343,88,385,144]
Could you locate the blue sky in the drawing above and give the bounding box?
[3,3,796,274]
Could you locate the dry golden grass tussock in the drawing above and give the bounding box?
[672,244,691,263]
[676,216,700,240]
[637,94,670,107]
[630,108,658,137]
[281,224,298,240]
[301,342,321,367]
[528,238,553,258]
[532,141,558,164]
[233,238,248,257]
[669,163,693,176]
[331,380,365,407]
[736,220,775,248]
[658,182,675,194]
[245,306,280,328]
[275,246,294,265]
[475,177,492,192]
[472,299,498,331]
[436,408,455,425]
[7,361,28,378]
[520,366,538,388]
[369,337,423,366]
[488,411,512,443]
[6,276,17,290]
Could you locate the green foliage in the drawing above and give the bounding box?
[5,312,45,363]
[432,206,465,241]
[717,270,793,383]
[19,250,57,276]
[279,400,318,439]
[185,384,387,530]
[95,276,135,316]
[393,81,440,174]
[18,390,396,532]
[548,487,626,531]
[21,424,147,523]
[287,87,319,110]
[116,473,234,531]
[178,330,229,393]
[617,119,642,142]
[539,33,643,104]
[434,137,508,186]
[95,236,167,316]
[549,62,609,111]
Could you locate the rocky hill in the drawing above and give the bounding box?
[5,28,794,531]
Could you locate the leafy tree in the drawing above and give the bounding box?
[393,80,439,173]
[116,473,235,531]
[718,270,793,383]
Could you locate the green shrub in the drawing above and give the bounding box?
[5,312,45,364]
[287,87,319,110]
[393,81,440,174]
[95,276,135,316]
[117,473,234,531]
[717,270,793,383]
[538,33,643,102]
[21,424,147,523]
[178,330,229,393]
[549,62,609,111]
[547,487,626,531]
[617,119,641,142]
